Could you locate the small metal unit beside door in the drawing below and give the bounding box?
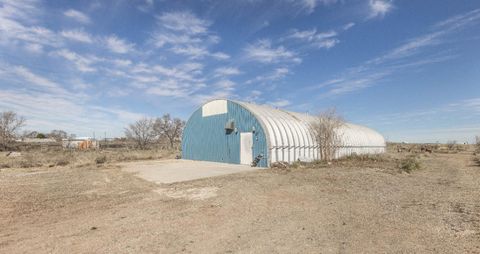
[240,132,253,165]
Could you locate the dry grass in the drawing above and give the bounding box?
[1,152,479,253]
[279,153,417,174]
[0,148,178,169]
[388,142,474,154]
[474,155,480,167]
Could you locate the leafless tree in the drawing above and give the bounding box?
[154,114,185,149]
[21,130,38,139]
[49,130,68,141]
[0,111,26,150]
[124,117,156,149]
[311,108,345,162]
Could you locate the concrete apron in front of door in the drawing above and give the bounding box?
[118,159,262,184]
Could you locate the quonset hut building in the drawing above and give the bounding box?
[182,99,386,167]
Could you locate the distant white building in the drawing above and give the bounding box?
[18,138,57,143]
[62,137,99,149]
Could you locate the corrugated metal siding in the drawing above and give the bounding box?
[236,101,386,164]
[182,100,268,167]
[183,99,386,167]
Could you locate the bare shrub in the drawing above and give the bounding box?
[95,155,107,164]
[154,114,185,149]
[49,130,68,142]
[474,156,480,167]
[125,118,156,149]
[342,153,389,163]
[311,108,344,162]
[55,158,70,166]
[447,140,457,151]
[0,111,26,150]
[18,154,41,168]
[399,155,421,173]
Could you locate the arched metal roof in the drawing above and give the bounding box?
[234,100,386,163]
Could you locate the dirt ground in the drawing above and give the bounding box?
[1,152,479,253]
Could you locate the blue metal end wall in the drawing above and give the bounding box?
[182,101,268,167]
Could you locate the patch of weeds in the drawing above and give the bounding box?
[290,161,308,169]
[270,162,292,173]
[55,158,70,166]
[474,156,480,167]
[334,153,394,170]
[18,159,41,168]
[95,155,107,164]
[399,156,421,173]
[0,163,10,169]
[271,162,289,169]
[342,154,389,163]
[310,160,329,168]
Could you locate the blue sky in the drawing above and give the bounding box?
[0,0,479,143]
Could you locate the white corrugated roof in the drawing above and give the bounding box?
[234,100,386,163]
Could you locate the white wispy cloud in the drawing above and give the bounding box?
[137,0,154,12]
[104,35,135,54]
[0,58,148,136]
[268,99,291,107]
[0,2,95,51]
[214,67,242,77]
[309,8,480,97]
[145,78,205,98]
[246,67,290,85]
[287,28,339,49]
[0,17,61,48]
[368,0,393,19]
[244,90,262,102]
[63,9,91,24]
[292,0,338,14]
[10,65,66,94]
[244,39,301,64]
[0,2,232,134]
[357,97,480,143]
[52,49,101,72]
[156,11,210,35]
[434,9,480,29]
[448,97,480,113]
[343,22,355,30]
[24,43,43,53]
[70,79,92,90]
[61,29,93,43]
[151,63,203,82]
[211,52,230,60]
[112,59,132,67]
[152,33,201,48]
[152,10,224,61]
[0,89,145,136]
[171,45,209,59]
[214,79,236,91]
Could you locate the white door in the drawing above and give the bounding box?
[240,132,253,165]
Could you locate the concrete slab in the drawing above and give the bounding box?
[118,159,261,184]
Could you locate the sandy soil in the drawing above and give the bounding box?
[0,153,479,253]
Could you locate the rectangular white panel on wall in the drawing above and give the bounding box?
[240,132,253,165]
[202,100,228,117]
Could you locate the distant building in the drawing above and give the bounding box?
[18,138,57,143]
[62,137,98,149]
[182,99,386,167]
